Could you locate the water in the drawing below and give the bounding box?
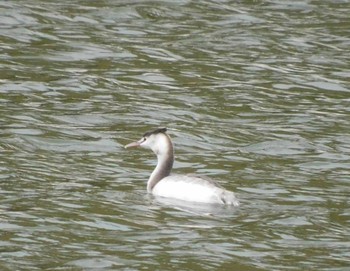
[1,0,349,270]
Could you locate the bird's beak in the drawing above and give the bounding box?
[124,139,142,149]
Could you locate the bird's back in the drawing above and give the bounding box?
[151,175,239,206]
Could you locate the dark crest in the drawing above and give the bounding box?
[143,128,167,137]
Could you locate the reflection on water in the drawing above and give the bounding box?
[1,0,349,270]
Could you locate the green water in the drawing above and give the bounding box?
[1,0,349,270]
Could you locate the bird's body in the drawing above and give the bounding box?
[152,175,238,205]
[125,128,239,206]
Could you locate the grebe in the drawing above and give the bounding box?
[125,128,239,206]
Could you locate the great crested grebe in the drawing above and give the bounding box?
[125,128,239,206]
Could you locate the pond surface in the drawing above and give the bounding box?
[1,0,349,270]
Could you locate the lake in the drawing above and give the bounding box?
[1,0,349,270]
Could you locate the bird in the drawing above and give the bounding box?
[125,128,239,206]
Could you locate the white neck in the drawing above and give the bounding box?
[147,136,174,192]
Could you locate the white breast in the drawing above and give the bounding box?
[151,175,239,206]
